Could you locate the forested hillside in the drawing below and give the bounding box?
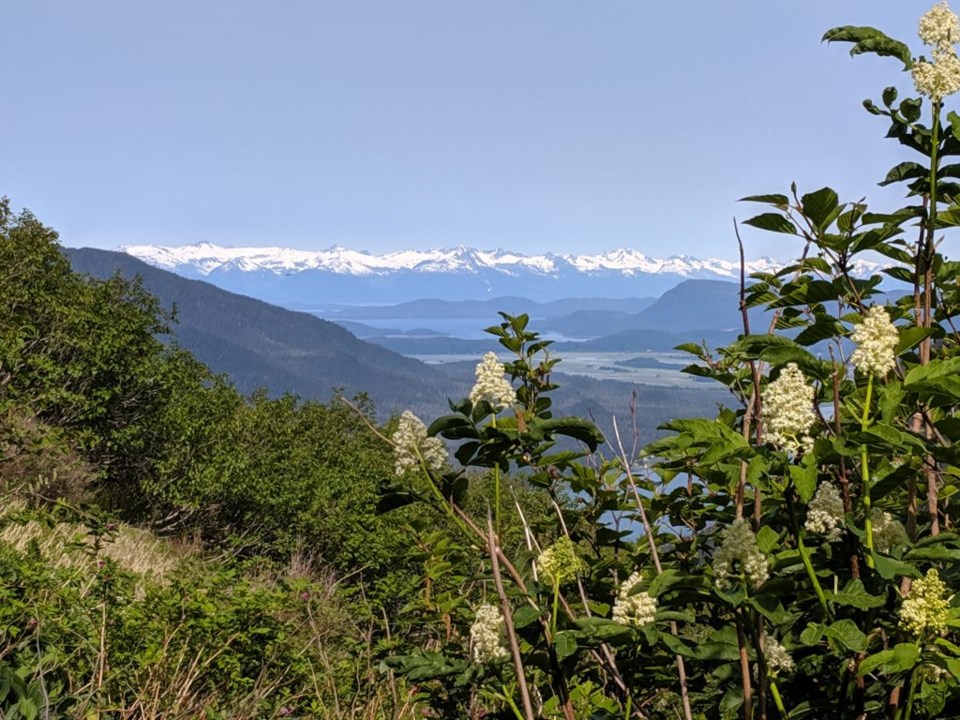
[66,247,463,419]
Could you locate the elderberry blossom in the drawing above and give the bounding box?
[912,50,960,100]
[762,363,816,456]
[469,352,517,410]
[611,572,657,627]
[763,634,795,676]
[805,483,845,542]
[850,306,899,376]
[913,3,960,100]
[392,411,447,476]
[871,509,909,554]
[900,568,951,636]
[470,604,508,664]
[537,536,583,586]
[919,2,960,49]
[712,519,769,591]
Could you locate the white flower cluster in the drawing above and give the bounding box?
[920,3,960,48]
[391,410,447,476]
[712,519,769,590]
[537,536,583,586]
[469,352,517,410]
[900,568,951,636]
[763,634,796,676]
[762,363,816,456]
[804,483,845,542]
[913,3,960,100]
[871,508,909,553]
[470,603,509,664]
[850,306,899,377]
[611,572,658,627]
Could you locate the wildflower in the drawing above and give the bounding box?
[850,305,899,376]
[919,2,960,49]
[469,352,517,410]
[805,483,845,542]
[762,363,816,456]
[391,411,447,476]
[712,519,769,590]
[871,508,909,553]
[763,634,795,676]
[470,604,508,664]
[912,49,960,100]
[537,536,583,586]
[919,663,950,682]
[611,572,658,627]
[900,568,951,636]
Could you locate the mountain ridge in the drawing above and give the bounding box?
[117,242,885,305]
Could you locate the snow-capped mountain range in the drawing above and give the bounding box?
[118,242,882,305]
[122,242,783,278]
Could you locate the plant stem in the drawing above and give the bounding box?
[786,491,831,618]
[551,577,561,640]
[768,677,790,719]
[487,511,536,720]
[861,373,875,568]
[503,689,526,720]
[735,608,754,720]
[492,414,501,537]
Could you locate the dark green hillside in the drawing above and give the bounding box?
[66,248,464,418]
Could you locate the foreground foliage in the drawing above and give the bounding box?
[380,6,960,720]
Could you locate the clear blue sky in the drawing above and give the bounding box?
[1,1,940,260]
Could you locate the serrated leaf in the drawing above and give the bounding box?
[827,579,886,609]
[823,26,912,69]
[801,187,841,230]
[823,619,868,653]
[756,525,780,554]
[879,161,927,187]
[871,552,921,580]
[554,631,578,660]
[739,194,790,207]
[858,643,920,677]
[538,417,604,450]
[799,623,824,646]
[742,213,798,235]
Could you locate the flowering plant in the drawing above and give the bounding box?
[377,5,960,719]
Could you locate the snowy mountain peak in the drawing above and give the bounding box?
[120,241,795,279]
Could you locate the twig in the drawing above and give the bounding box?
[487,511,536,720]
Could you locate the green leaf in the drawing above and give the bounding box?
[904,356,960,387]
[660,632,698,658]
[742,213,798,235]
[428,414,478,439]
[739,194,789,207]
[756,525,780,554]
[748,594,789,624]
[826,579,886,609]
[823,619,868,653]
[538,417,604,450]
[801,187,841,230]
[720,687,744,716]
[871,552,921,580]
[858,643,920,677]
[789,456,819,504]
[554,631,578,661]
[822,26,913,70]
[799,623,824,646]
[570,617,634,645]
[879,161,928,187]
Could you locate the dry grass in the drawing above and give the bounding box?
[0,503,186,586]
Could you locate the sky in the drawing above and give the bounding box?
[1,1,944,261]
